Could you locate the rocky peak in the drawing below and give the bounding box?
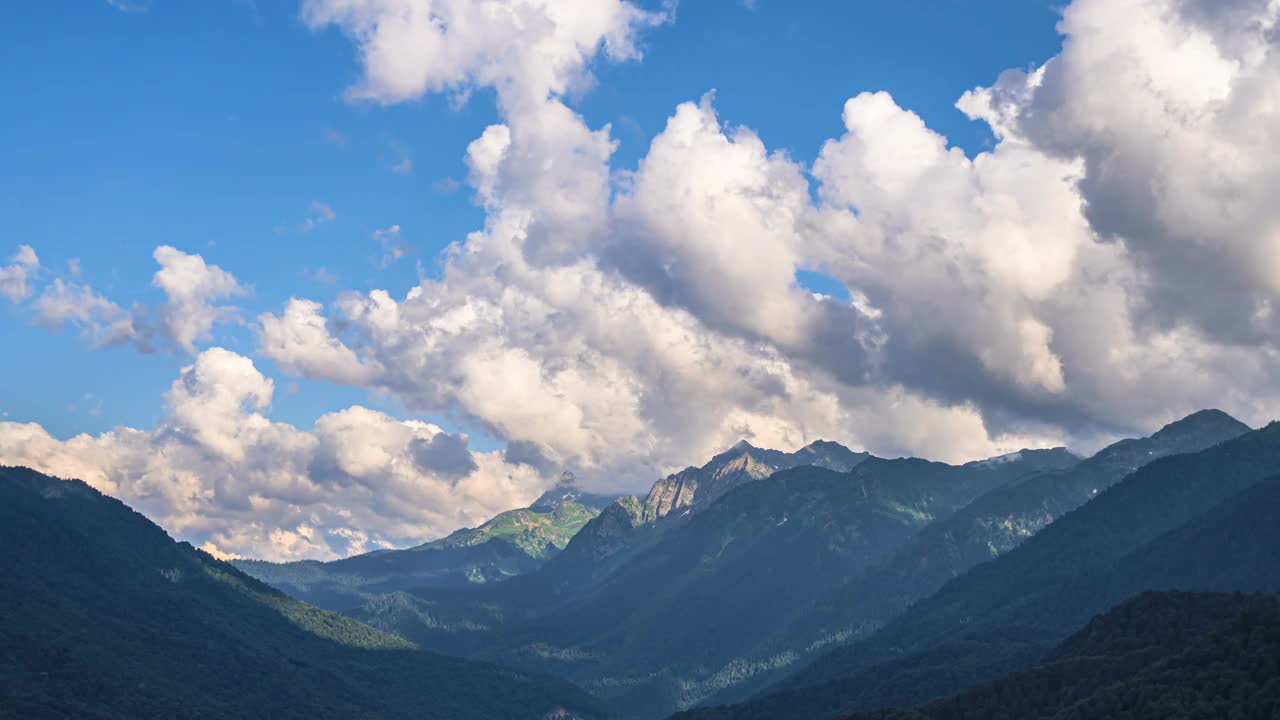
[529,473,618,512]
[793,439,870,472]
[641,438,867,523]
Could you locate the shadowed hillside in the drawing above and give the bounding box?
[0,466,604,720]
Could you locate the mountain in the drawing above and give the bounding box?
[344,443,1078,719]
[686,418,1280,720]
[733,410,1249,697]
[552,440,1050,597]
[641,439,870,522]
[496,440,876,600]
[235,478,615,610]
[838,591,1277,720]
[531,478,620,513]
[1051,598,1280,719]
[0,465,604,720]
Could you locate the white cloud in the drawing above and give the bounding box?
[300,0,668,107]
[256,0,1280,489]
[0,348,545,561]
[298,201,337,233]
[151,246,247,353]
[35,278,138,347]
[258,298,378,385]
[372,224,411,266]
[13,0,1280,557]
[0,245,40,303]
[961,0,1280,348]
[27,246,244,355]
[390,156,413,174]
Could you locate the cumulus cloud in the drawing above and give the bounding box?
[35,278,138,347]
[410,430,479,479]
[300,0,668,107]
[0,245,40,302]
[151,245,247,353]
[14,0,1280,558]
[0,348,545,561]
[26,246,244,355]
[257,0,1280,491]
[257,298,378,385]
[962,0,1280,347]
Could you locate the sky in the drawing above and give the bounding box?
[2,0,1279,561]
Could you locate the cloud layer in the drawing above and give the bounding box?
[5,0,1280,559]
[0,348,543,560]
[265,0,1280,476]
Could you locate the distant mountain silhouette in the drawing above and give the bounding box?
[235,478,616,609]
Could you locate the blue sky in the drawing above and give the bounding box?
[4,0,1276,560]
[0,0,1061,442]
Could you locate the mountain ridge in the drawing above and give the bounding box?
[721,408,1252,700]
[0,465,605,720]
[344,441,1083,719]
[235,479,615,608]
[682,417,1280,720]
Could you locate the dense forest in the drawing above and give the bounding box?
[678,422,1280,719]
[838,591,1276,720]
[1052,600,1280,719]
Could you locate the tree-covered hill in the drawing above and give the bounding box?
[678,421,1280,719]
[0,466,605,720]
[1050,599,1280,719]
[839,591,1275,720]
[722,410,1245,703]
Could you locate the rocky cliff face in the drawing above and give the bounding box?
[641,440,869,522]
[564,495,646,565]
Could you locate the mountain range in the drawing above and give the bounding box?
[319,440,1084,716]
[233,478,616,610]
[697,409,1251,704]
[0,465,602,720]
[685,416,1280,719]
[7,407,1280,720]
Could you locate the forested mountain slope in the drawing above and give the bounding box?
[350,446,1078,719]
[838,591,1274,720]
[680,421,1280,719]
[0,466,604,720]
[735,410,1248,699]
